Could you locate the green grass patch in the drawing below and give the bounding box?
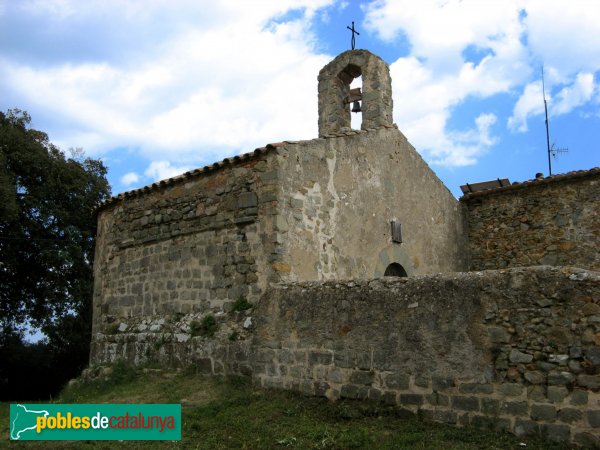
[1,367,570,449]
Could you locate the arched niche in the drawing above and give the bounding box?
[374,246,414,278]
[384,263,408,277]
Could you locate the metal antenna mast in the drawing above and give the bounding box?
[542,66,568,176]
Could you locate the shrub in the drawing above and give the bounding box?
[191,315,218,338]
[231,296,253,313]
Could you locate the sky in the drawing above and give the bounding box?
[1,0,599,198]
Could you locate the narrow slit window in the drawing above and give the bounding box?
[391,220,402,243]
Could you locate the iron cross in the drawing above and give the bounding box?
[347,21,360,50]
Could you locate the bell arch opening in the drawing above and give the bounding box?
[337,63,363,132]
[350,75,363,130]
[384,263,408,277]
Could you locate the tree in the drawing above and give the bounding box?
[0,109,111,399]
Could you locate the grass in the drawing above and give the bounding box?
[1,366,570,449]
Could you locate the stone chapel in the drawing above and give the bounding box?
[89,50,600,446]
[91,50,469,326]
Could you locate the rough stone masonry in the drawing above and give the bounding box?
[90,49,600,446]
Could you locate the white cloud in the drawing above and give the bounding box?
[553,73,596,116]
[120,172,140,186]
[524,0,600,78]
[508,81,544,133]
[144,161,193,182]
[434,113,498,167]
[0,0,334,164]
[1,0,599,174]
[364,0,526,71]
[364,0,600,165]
[509,73,597,132]
[364,0,528,165]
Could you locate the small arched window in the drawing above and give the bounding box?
[384,263,408,277]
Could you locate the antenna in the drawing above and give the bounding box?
[542,66,568,176]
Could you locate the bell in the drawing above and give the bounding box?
[351,100,361,113]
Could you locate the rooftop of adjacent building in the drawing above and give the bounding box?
[459,166,600,201]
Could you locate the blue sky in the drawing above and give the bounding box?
[1,0,599,198]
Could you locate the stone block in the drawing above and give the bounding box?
[471,415,511,431]
[537,361,557,372]
[499,383,524,397]
[500,401,528,416]
[195,358,213,374]
[399,394,423,406]
[574,432,600,449]
[514,419,540,437]
[340,384,368,400]
[237,192,258,208]
[299,380,314,396]
[349,370,374,385]
[451,396,480,411]
[328,368,344,384]
[547,371,574,386]
[542,424,570,442]
[488,326,511,343]
[426,392,449,406]
[262,378,284,390]
[254,348,275,363]
[458,383,493,394]
[274,215,288,232]
[355,353,371,370]
[570,389,588,405]
[481,398,500,415]
[384,372,409,390]
[368,388,382,402]
[570,346,583,358]
[308,351,333,365]
[589,410,600,428]
[524,370,546,384]
[432,377,455,392]
[585,346,600,367]
[530,404,557,421]
[577,374,600,389]
[414,375,429,388]
[334,352,352,368]
[419,409,457,424]
[548,354,569,365]
[382,391,397,406]
[557,408,582,424]
[547,386,568,403]
[510,349,533,364]
[314,381,329,397]
[527,385,546,402]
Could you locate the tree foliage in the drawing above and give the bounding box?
[0,109,110,398]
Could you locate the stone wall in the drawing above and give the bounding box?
[463,169,600,271]
[274,126,468,280]
[91,152,283,335]
[90,267,600,447]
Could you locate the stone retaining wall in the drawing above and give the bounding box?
[90,266,600,447]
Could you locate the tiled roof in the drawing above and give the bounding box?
[460,167,600,200]
[96,124,398,211]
